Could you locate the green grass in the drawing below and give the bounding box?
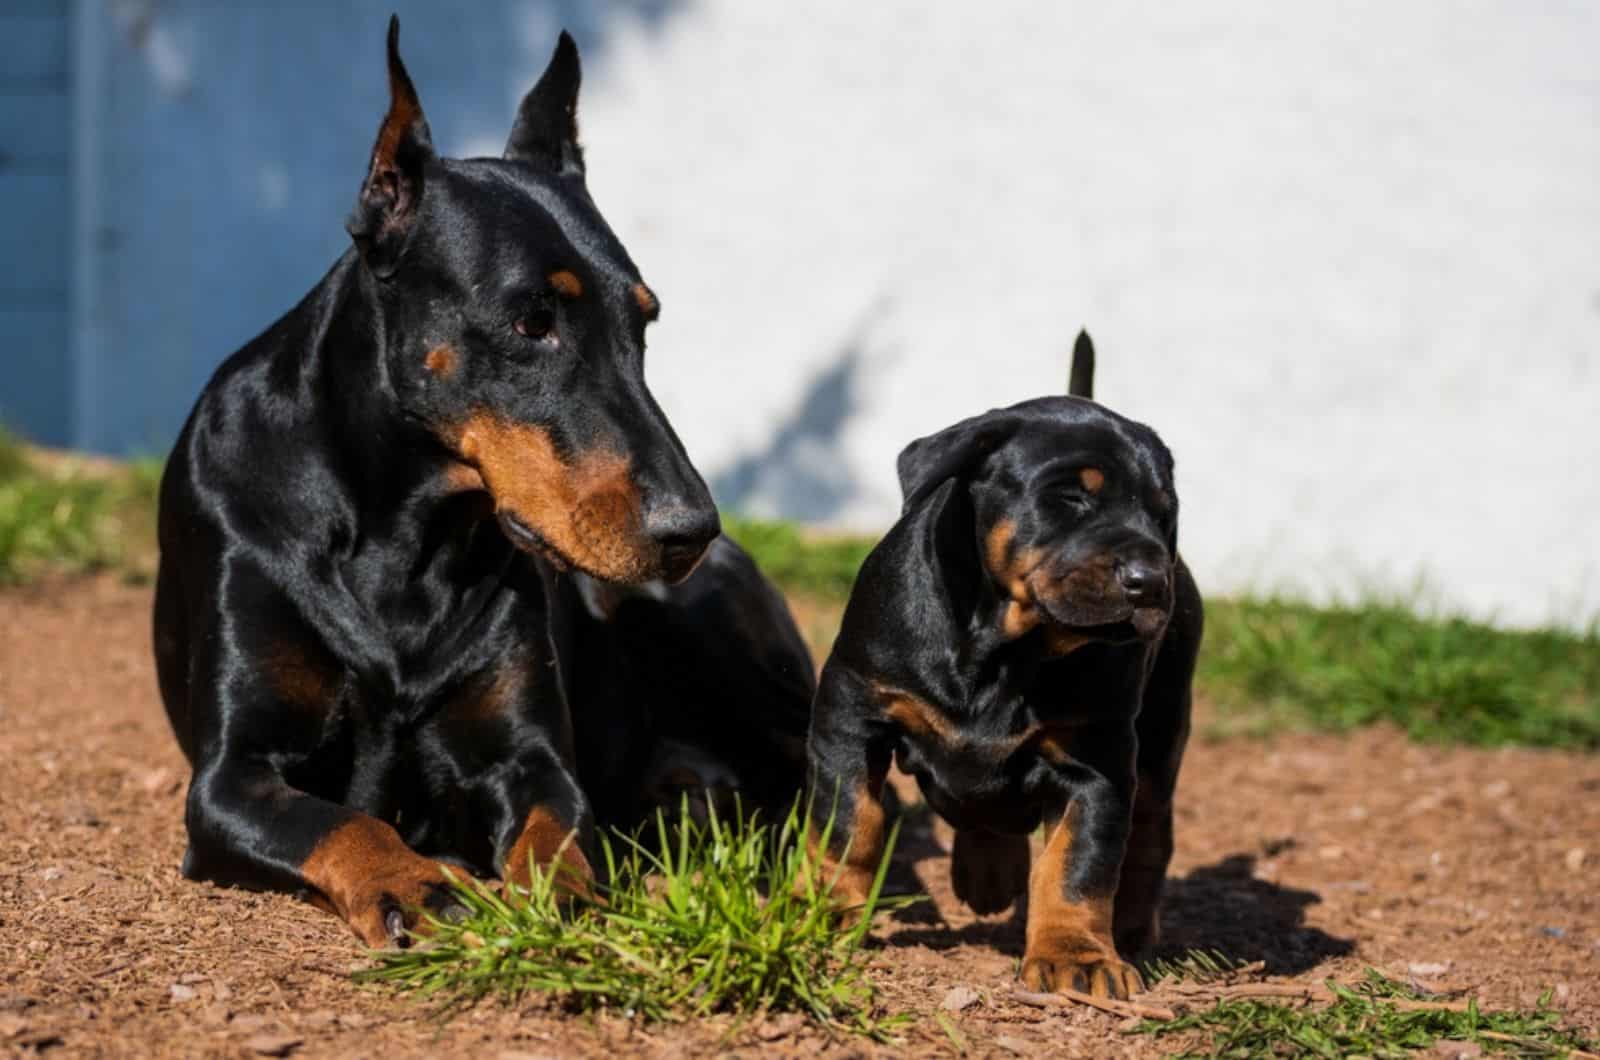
[1200,596,1600,749]
[1137,970,1595,1059]
[359,800,912,1040]
[721,512,877,600]
[2,440,1595,753]
[0,428,162,585]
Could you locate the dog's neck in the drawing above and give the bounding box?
[291,252,514,599]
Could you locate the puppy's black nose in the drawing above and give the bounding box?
[1117,558,1167,605]
[644,505,720,582]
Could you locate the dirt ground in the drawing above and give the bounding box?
[2,575,1596,1058]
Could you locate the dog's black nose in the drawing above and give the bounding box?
[1117,558,1167,605]
[644,505,720,582]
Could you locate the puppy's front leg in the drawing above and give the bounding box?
[1022,735,1143,999]
[804,664,894,912]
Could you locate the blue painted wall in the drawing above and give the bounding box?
[0,0,673,454]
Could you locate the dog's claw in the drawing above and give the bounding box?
[384,907,408,946]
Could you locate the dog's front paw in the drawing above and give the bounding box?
[951,828,1030,915]
[1019,944,1143,999]
[346,865,470,948]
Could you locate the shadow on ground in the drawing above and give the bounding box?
[880,835,1354,978]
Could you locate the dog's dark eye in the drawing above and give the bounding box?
[513,308,557,344]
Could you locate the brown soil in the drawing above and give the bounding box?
[2,575,1596,1058]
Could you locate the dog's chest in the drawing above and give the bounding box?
[885,692,1064,833]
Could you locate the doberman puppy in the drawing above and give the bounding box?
[153,18,811,946]
[806,332,1202,999]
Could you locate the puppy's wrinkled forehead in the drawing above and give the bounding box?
[1008,421,1174,497]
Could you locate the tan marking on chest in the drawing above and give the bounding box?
[423,344,457,378]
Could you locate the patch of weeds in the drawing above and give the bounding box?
[359,800,913,1041]
[720,513,876,600]
[1201,596,1600,749]
[0,428,163,584]
[1138,970,1595,1059]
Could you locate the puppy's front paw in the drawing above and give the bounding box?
[951,828,1029,915]
[1020,944,1143,999]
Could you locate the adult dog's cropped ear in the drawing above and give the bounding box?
[348,15,434,278]
[896,412,1019,513]
[505,31,585,176]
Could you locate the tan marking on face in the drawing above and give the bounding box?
[423,344,457,378]
[632,283,659,320]
[985,518,1088,655]
[300,816,450,947]
[452,413,654,581]
[548,270,583,299]
[503,805,594,898]
[442,462,486,495]
[1080,467,1105,493]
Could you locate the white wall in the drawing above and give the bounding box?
[489,2,1599,627]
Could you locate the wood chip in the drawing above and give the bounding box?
[1010,986,1177,1021]
[941,985,982,1012]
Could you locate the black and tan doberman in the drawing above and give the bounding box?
[154,18,812,947]
[806,333,1202,998]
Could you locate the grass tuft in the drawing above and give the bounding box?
[358,799,912,1040]
[0,428,162,585]
[1138,970,1595,1059]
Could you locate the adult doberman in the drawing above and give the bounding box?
[805,333,1202,998]
[154,18,812,947]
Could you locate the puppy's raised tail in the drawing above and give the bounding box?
[1068,328,1095,399]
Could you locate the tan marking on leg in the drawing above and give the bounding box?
[809,778,886,911]
[548,270,583,298]
[503,805,593,898]
[1021,809,1142,998]
[300,816,451,947]
[452,413,654,581]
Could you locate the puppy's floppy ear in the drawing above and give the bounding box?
[505,31,585,176]
[896,412,1019,513]
[348,16,434,278]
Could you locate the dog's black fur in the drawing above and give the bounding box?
[153,18,811,947]
[805,332,1202,999]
